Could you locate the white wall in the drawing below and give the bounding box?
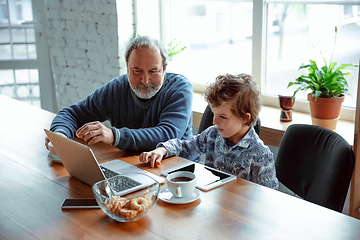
[44,0,124,110]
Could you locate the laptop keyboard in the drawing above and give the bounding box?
[100,166,142,192]
[100,166,119,178]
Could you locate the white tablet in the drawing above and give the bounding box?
[161,162,237,191]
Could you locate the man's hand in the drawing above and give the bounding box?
[139,147,167,167]
[45,132,67,150]
[76,121,114,146]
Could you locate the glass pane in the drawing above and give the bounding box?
[11,28,25,42]
[166,0,253,86]
[9,1,20,24]
[17,85,29,98]
[0,69,14,85]
[27,43,36,58]
[0,28,10,43]
[32,84,40,97]
[0,69,15,98]
[26,27,35,42]
[0,44,11,59]
[0,2,9,26]
[29,69,39,83]
[264,3,360,108]
[12,69,40,106]
[13,44,27,59]
[15,69,29,83]
[0,86,14,97]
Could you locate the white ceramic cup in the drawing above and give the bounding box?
[166,171,197,198]
[48,142,59,158]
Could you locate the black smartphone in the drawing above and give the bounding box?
[61,198,100,209]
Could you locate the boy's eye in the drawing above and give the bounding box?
[220,116,227,119]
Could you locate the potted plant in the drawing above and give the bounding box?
[287,26,358,130]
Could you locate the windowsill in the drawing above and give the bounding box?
[192,92,355,147]
[258,105,354,147]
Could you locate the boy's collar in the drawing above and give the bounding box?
[222,125,255,148]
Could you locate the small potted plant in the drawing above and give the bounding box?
[287,26,358,130]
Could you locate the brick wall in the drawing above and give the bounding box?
[44,0,124,110]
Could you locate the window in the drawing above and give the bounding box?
[135,0,360,120]
[136,0,253,92]
[0,0,41,108]
[264,1,360,112]
[0,0,37,60]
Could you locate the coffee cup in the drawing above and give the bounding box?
[166,171,197,198]
[48,142,59,158]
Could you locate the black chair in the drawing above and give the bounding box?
[198,105,261,135]
[275,124,355,212]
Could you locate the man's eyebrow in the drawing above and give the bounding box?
[149,67,160,71]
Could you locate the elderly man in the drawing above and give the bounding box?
[45,36,194,153]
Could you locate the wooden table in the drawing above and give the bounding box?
[2,94,360,240]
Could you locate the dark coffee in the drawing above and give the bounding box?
[170,177,193,182]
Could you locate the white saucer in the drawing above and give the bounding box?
[158,188,200,204]
[48,153,62,164]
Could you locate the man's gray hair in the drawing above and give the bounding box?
[125,36,168,70]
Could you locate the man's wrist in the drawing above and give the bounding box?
[110,127,120,146]
[54,130,68,138]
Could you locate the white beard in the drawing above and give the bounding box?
[130,83,161,99]
[128,74,165,99]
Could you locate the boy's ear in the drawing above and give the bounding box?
[243,113,251,125]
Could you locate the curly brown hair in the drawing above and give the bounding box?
[204,73,261,126]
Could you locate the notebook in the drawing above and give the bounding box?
[44,129,165,195]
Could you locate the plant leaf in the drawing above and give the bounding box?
[335,63,358,72]
[329,62,337,71]
[298,63,312,71]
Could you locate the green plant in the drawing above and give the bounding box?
[167,38,186,61]
[287,27,358,101]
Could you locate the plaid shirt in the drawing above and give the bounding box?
[158,125,279,190]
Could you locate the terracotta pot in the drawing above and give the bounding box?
[307,94,344,119]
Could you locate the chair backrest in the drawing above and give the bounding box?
[275,124,355,212]
[198,105,261,135]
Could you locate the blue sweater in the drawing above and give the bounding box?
[50,72,194,152]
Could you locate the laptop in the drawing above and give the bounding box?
[44,129,165,195]
[161,161,236,191]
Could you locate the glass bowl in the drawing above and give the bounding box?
[92,172,160,222]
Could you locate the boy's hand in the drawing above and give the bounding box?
[139,147,167,167]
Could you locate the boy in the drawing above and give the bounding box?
[139,73,279,189]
